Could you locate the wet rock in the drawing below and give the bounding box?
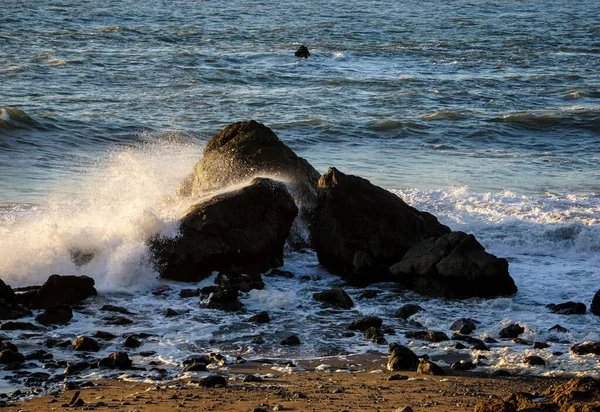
[391,231,517,298]
[251,336,265,344]
[549,324,569,333]
[570,342,600,356]
[523,355,546,367]
[512,337,530,345]
[163,308,179,317]
[455,342,467,350]
[0,279,15,301]
[417,359,444,376]
[102,315,133,325]
[124,336,141,348]
[483,337,498,343]
[533,342,550,349]
[64,362,90,375]
[387,344,419,371]
[35,305,73,325]
[205,288,243,311]
[358,290,379,300]
[450,318,477,334]
[387,374,409,381]
[452,334,489,350]
[153,177,298,281]
[364,327,386,344]
[280,335,301,346]
[100,305,133,315]
[451,360,476,371]
[405,330,449,342]
[499,323,524,338]
[215,272,265,292]
[543,377,600,408]
[0,321,39,331]
[313,288,354,309]
[394,304,424,320]
[45,339,71,348]
[72,336,100,352]
[547,301,586,315]
[98,352,132,370]
[0,350,24,365]
[347,316,382,331]
[294,45,310,58]
[312,167,450,285]
[266,269,294,278]
[179,289,200,298]
[473,399,517,412]
[184,362,207,372]
[200,375,228,388]
[0,302,32,321]
[17,275,96,309]
[25,350,51,361]
[242,374,263,383]
[592,290,600,316]
[247,311,270,324]
[93,331,116,340]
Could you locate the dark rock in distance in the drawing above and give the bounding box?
[281,335,301,346]
[295,45,310,58]
[17,275,96,309]
[417,359,445,376]
[35,305,73,325]
[72,337,100,352]
[0,321,39,331]
[313,288,354,309]
[311,167,450,285]
[499,324,525,339]
[387,344,419,371]
[547,301,586,315]
[348,316,383,331]
[395,304,424,320]
[390,231,517,298]
[247,311,270,324]
[153,177,298,282]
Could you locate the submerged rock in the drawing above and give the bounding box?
[450,318,478,335]
[204,288,243,312]
[153,177,298,282]
[347,316,382,331]
[281,335,301,346]
[313,288,354,309]
[405,330,449,343]
[390,231,517,298]
[311,167,450,285]
[247,311,270,324]
[295,45,310,58]
[499,324,524,339]
[547,301,586,315]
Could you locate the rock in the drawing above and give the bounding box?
[0,350,24,365]
[391,231,517,298]
[247,311,270,324]
[512,337,529,345]
[387,374,409,381]
[549,324,569,333]
[405,331,449,342]
[98,352,132,370]
[313,288,354,309]
[499,324,524,338]
[533,342,550,349]
[523,355,546,367]
[364,327,386,344]
[179,289,200,298]
[64,362,90,375]
[547,301,587,315]
[200,375,228,388]
[153,177,298,282]
[281,335,301,346]
[473,399,517,412]
[17,275,96,309]
[0,302,32,320]
[205,288,243,311]
[452,334,489,351]
[358,290,379,300]
[394,304,424,320]
[347,316,383,331]
[570,342,600,356]
[100,305,133,315]
[543,377,600,409]
[0,279,15,301]
[417,359,445,376]
[92,331,115,340]
[312,167,450,285]
[450,318,477,334]
[294,45,310,58]
[387,345,419,371]
[451,360,476,370]
[592,290,600,316]
[0,321,39,331]
[266,269,294,278]
[72,337,100,352]
[215,272,265,292]
[177,120,319,222]
[242,374,263,383]
[35,305,73,325]
[184,362,207,372]
[163,308,179,317]
[395,407,414,412]
[124,336,141,348]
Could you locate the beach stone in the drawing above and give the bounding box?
[17,275,96,309]
[100,305,133,315]
[200,375,228,388]
[124,336,141,348]
[405,330,449,342]
[523,355,546,367]
[205,288,243,312]
[348,316,382,331]
[313,288,354,309]
[242,374,263,383]
[388,374,409,381]
[35,305,73,325]
[179,289,200,298]
[547,301,587,315]
[280,335,301,346]
[394,304,424,320]
[417,359,445,376]
[387,344,419,371]
[0,350,24,365]
[570,342,600,356]
[215,272,265,292]
[0,321,39,331]
[295,45,310,58]
[390,231,517,298]
[312,167,450,285]
[499,323,524,338]
[450,318,477,334]
[72,336,100,352]
[592,290,600,316]
[153,177,298,282]
[98,352,132,370]
[543,377,600,410]
[247,311,270,324]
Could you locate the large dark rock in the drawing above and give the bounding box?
[347,316,383,331]
[570,342,600,356]
[450,318,478,334]
[15,275,97,309]
[0,349,24,365]
[311,167,450,285]
[591,290,600,316]
[313,288,354,309]
[0,279,15,301]
[35,305,73,325]
[405,331,449,342]
[0,302,32,321]
[500,324,525,339]
[153,177,298,282]
[394,304,424,320]
[72,336,100,352]
[215,272,265,292]
[547,301,586,315]
[387,344,419,371]
[390,231,517,298]
[204,288,243,312]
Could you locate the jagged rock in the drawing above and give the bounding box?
[450,318,477,334]
[35,305,73,325]
[295,45,310,58]
[98,352,132,370]
[417,359,444,376]
[499,324,524,339]
[570,342,600,356]
[72,337,100,352]
[592,290,600,316]
[348,316,383,331]
[0,321,39,331]
[313,288,354,309]
[124,336,141,348]
[247,311,270,324]
[390,231,517,298]
[405,331,449,342]
[387,344,419,371]
[204,288,243,312]
[153,177,298,282]
[547,301,586,315]
[394,304,424,320]
[16,275,96,309]
[312,167,450,285]
[0,279,15,301]
[215,272,265,292]
[281,335,301,346]
[523,355,546,367]
[0,349,24,365]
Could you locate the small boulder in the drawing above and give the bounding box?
[387,344,419,371]
[549,324,569,333]
[72,336,100,352]
[295,45,310,58]
[163,308,179,317]
[19,275,96,309]
[215,272,265,292]
[313,288,354,309]
[547,301,586,315]
[591,290,600,316]
[533,342,550,349]
[450,318,477,335]
[417,359,445,376]
[35,305,73,325]
[347,316,383,331]
[98,352,132,370]
[200,375,228,388]
[247,311,270,324]
[451,360,476,371]
[405,331,449,342]
[0,321,39,331]
[93,331,116,341]
[499,324,524,339]
[205,288,243,312]
[0,349,24,365]
[364,327,386,344]
[570,342,600,356]
[394,304,424,320]
[523,355,546,367]
[124,336,141,348]
[281,335,301,346]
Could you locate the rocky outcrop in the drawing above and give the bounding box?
[591,290,600,316]
[499,324,525,339]
[390,231,517,298]
[153,178,298,282]
[0,279,15,301]
[311,167,450,285]
[544,377,600,410]
[15,275,97,309]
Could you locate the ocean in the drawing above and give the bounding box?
[1,0,599,391]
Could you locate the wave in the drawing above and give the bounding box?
[489,106,600,131]
[420,111,469,121]
[0,107,40,130]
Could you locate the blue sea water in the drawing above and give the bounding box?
[1,0,600,390]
